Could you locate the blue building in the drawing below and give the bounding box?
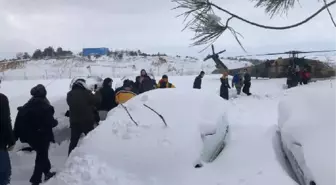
[82,48,109,57]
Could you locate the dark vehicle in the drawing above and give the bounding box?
[203,45,228,74]
[208,49,336,79]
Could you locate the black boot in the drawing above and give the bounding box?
[44,171,56,181]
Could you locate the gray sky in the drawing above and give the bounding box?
[0,0,335,58]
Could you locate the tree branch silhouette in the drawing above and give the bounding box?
[172,0,336,52]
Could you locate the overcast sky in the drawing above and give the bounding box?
[0,0,335,58]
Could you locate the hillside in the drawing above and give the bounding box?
[0,55,252,80]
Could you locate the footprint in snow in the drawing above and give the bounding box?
[81,171,91,181]
[141,94,149,102]
[140,124,151,129]
[112,128,118,134]
[161,138,171,146]
[122,133,131,140]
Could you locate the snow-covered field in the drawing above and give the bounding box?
[0,56,252,80]
[1,73,335,185]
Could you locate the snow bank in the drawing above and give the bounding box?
[278,80,336,185]
[46,88,229,185]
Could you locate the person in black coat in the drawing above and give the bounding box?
[220,72,231,100]
[193,71,205,89]
[134,69,155,94]
[67,80,99,156]
[242,69,252,96]
[14,84,57,185]
[0,92,16,185]
[95,78,117,121]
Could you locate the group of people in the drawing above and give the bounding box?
[1,68,255,185]
[286,65,311,88]
[1,84,57,185]
[0,69,177,185]
[1,68,252,185]
[192,69,252,100]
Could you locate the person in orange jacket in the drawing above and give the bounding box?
[156,75,175,88]
[115,80,137,104]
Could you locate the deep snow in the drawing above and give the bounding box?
[45,88,231,185]
[278,80,336,185]
[0,73,334,185]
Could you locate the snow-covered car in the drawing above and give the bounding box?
[278,82,335,185]
[69,76,103,91]
[45,88,230,185]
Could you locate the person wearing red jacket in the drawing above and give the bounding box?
[301,68,311,85]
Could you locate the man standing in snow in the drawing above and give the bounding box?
[67,79,98,156]
[157,75,175,88]
[232,71,243,95]
[115,80,137,104]
[301,68,311,85]
[220,71,231,100]
[242,69,252,96]
[193,71,205,89]
[95,78,117,121]
[134,69,156,94]
[13,84,57,185]
[0,92,16,185]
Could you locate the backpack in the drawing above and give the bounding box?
[14,107,31,143]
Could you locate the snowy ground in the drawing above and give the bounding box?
[0,74,334,185]
[0,56,252,81]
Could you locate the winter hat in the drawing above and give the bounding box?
[200,71,205,75]
[103,77,113,87]
[162,75,168,79]
[123,79,133,87]
[73,79,89,90]
[30,84,47,98]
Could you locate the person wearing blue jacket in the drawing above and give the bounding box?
[232,71,244,95]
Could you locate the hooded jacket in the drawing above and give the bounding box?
[220,75,231,100]
[13,84,57,144]
[232,73,243,88]
[67,80,97,129]
[115,80,137,104]
[135,69,155,93]
[193,72,204,89]
[95,78,117,111]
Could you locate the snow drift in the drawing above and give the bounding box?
[45,88,230,185]
[278,80,336,185]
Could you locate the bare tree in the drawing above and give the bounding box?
[172,0,336,52]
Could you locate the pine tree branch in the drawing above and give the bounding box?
[322,0,336,27]
[209,0,336,29]
[252,0,297,17]
[172,0,336,52]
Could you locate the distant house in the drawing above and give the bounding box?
[82,48,109,57]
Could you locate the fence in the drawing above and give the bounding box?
[0,58,216,81]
